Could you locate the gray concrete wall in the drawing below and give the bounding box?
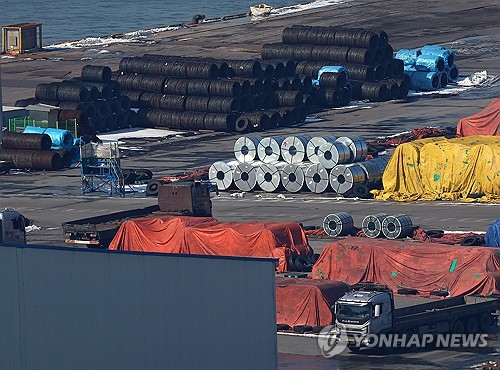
[0,244,277,370]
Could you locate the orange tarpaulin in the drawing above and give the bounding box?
[276,278,349,326]
[457,98,500,137]
[109,216,312,272]
[312,238,500,297]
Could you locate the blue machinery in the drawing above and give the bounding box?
[80,142,125,196]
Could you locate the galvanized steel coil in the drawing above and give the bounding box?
[317,142,350,169]
[329,163,367,195]
[281,135,311,164]
[322,212,354,237]
[335,136,368,162]
[304,163,330,193]
[257,136,284,163]
[233,161,261,192]
[209,160,239,190]
[362,213,388,238]
[234,136,262,163]
[382,214,413,239]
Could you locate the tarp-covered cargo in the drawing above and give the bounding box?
[312,238,500,297]
[486,219,500,247]
[373,136,500,202]
[109,215,312,272]
[457,98,500,137]
[276,278,349,327]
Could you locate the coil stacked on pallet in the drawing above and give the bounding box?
[114,54,314,133]
[209,135,390,195]
[261,25,410,103]
[17,65,134,135]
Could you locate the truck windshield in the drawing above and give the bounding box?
[336,303,371,324]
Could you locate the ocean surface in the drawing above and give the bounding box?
[0,0,322,45]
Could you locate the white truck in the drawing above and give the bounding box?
[334,283,499,351]
[0,209,27,244]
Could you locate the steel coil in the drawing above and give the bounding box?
[1,132,52,150]
[306,136,337,163]
[336,136,368,162]
[257,136,284,163]
[0,149,62,171]
[382,214,413,239]
[256,162,286,192]
[57,82,90,102]
[362,213,387,238]
[322,212,354,237]
[243,112,272,131]
[304,163,329,193]
[209,160,239,190]
[234,136,262,162]
[317,142,350,169]
[281,163,307,193]
[233,161,260,191]
[81,65,112,83]
[280,135,311,164]
[329,163,366,195]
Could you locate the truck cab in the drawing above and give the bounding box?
[334,286,394,345]
[0,209,27,244]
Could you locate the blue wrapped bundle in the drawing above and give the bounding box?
[415,54,445,72]
[395,49,421,66]
[23,126,74,149]
[445,64,459,82]
[439,73,448,88]
[317,66,348,80]
[410,71,440,91]
[421,45,455,67]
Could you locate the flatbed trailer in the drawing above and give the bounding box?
[62,205,164,248]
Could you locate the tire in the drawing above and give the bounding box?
[122,169,137,184]
[430,290,449,297]
[466,317,479,334]
[461,235,482,246]
[146,180,162,197]
[135,169,154,181]
[479,312,493,332]
[287,254,298,272]
[352,183,371,199]
[397,288,419,295]
[425,229,444,238]
[294,255,312,272]
[348,345,361,353]
[452,319,465,334]
[293,325,313,333]
[312,325,325,333]
[306,253,320,265]
[277,324,291,331]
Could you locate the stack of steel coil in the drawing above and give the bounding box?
[209,134,390,195]
[112,54,314,132]
[17,65,135,135]
[262,25,409,103]
[0,131,67,171]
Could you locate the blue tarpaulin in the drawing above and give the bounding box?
[486,219,500,247]
[23,126,74,149]
[395,49,421,66]
[409,71,440,91]
[415,55,445,72]
[421,45,455,67]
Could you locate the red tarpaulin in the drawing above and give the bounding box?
[276,278,349,327]
[109,216,312,272]
[312,238,500,297]
[457,98,500,137]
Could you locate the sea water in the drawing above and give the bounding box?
[0,0,336,44]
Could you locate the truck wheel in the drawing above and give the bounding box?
[479,312,493,332]
[466,317,479,334]
[452,319,465,334]
[347,345,361,353]
[287,254,297,272]
[277,324,291,331]
[146,180,161,197]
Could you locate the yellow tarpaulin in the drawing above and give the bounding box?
[373,136,500,202]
